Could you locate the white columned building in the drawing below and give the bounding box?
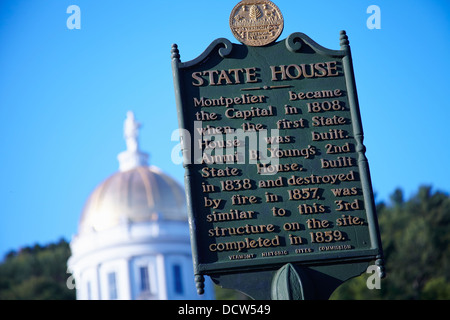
[68,112,214,300]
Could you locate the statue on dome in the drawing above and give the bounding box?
[124,111,140,152]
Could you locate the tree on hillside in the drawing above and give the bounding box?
[0,239,75,300]
[331,186,450,300]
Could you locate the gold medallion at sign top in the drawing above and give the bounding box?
[229,0,284,47]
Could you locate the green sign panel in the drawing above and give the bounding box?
[172,31,383,299]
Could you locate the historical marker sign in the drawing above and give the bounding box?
[171,1,384,299]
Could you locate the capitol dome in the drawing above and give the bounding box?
[78,165,187,235]
[67,111,214,300]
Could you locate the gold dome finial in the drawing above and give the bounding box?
[124,111,141,152]
[118,111,149,171]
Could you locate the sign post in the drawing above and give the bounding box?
[172,0,384,300]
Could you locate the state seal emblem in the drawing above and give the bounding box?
[229,0,284,46]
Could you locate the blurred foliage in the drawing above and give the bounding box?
[331,185,450,300]
[0,238,75,300]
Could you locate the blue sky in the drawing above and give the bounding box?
[0,0,449,259]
